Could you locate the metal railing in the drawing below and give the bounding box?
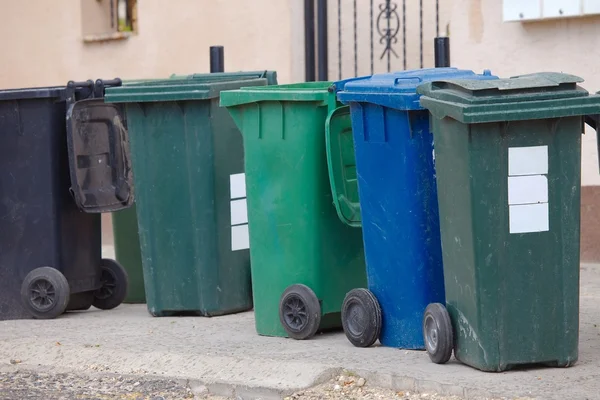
[305,0,448,81]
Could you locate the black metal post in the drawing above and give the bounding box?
[434,37,450,67]
[210,46,224,73]
[317,0,328,81]
[304,0,316,81]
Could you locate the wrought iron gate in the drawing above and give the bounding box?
[304,0,447,81]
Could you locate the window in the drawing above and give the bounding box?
[81,0,138,42]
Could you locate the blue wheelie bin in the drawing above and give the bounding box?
[331,68,497,349]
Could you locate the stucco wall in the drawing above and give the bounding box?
[450,0,600,186]
[0,0,298,88]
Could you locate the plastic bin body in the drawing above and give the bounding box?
[220,82,366,337]
[105,72,276,316]
[112,205,144,303]
[336,68,497,349]
[0,87,101,320]
[110,71,277,304]
[418,72,600,371]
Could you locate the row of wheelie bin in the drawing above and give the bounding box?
[1,68,599,373]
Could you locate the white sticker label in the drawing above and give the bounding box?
[508,145,549,234]
[230,198,248,225]
[508,175,548,205]
[508,145,548,176]
[230,173,249,251]
[509,203,549,234]
[230,173,246,199]
[231,224,250,251]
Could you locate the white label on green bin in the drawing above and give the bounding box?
[508,145,549,234]
[230,173,249,251]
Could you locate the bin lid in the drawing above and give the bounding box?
[65,79,133,213]
[326,106,361,226]
[169,70,278,85]
[336,68,496,110]
[219,77,376,108]
[66,98,133,212]
[105,76,273,103]
[0,86,66,101]
[219,82,334,108]
[417,72,600,123]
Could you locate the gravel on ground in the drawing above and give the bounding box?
[0,369,529,400]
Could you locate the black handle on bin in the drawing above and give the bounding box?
[210,46,225,73]
[94,78,122,97]
[584,115,600,174]
[68,80,95,88]
[434,37,450,68]
[65,79,95,106]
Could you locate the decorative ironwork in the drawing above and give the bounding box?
[377,0,400,72]
[329,0,434,78]
[338,0,342,79]
[354,0,358,77]
[420,0,424,68]
[403,0,406,70]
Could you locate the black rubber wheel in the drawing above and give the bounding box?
[423,303,453,364]
[92,259,128,310]
[279,284,321,340]
[66,291,94,311]
[341,288,381,347]
[20,267,70,319]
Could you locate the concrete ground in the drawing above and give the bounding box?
[0,246,599,399]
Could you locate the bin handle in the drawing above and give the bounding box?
[584,115,600,174]
[325,106,362,228]
[394,77,422,86]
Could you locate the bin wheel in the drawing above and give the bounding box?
[92,259,129,310]
[66,292,94,311]
[341,288,381,348]
[20,267,70,319]
[423,303,453,364]
[279,284,321,340]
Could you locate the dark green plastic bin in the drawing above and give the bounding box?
[106,71,277,316]
[417,72,600,371]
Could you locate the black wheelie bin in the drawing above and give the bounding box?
[0,79,131,320]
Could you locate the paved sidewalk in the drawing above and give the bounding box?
[1,262,600,400]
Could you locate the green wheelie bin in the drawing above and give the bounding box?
[105,71,277,316]
[111,206,144,303]
[109,71,278,305]
[417,72,600,371]
[220,82,366,339]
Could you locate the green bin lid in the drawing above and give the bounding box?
[170,70,277,85]
[417,72,600,123]
[219,82,334,108]
[105,74,274,103]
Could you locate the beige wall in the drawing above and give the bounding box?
[450,0,600,186]
[0,0,300,88]
[0,0,304,245]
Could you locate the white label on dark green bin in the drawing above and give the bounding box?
[508,145,549,234]
[231,224,250,251]
[230,173,246,199]
[230,173,249,251]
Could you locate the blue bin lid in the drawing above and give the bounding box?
[336,67,497,110]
